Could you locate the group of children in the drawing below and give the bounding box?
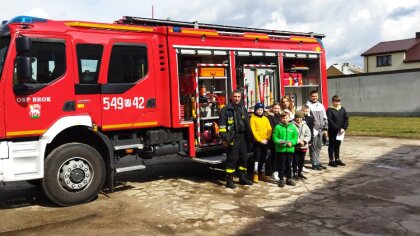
[248,92,348,188]
[249,100,314,187]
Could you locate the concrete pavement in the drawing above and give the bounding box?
[0,136,420,235]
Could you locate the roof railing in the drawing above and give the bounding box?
[117,16,325,39]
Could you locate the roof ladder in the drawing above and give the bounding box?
[116,16,325,39]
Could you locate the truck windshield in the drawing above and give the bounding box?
[0,36,10,79]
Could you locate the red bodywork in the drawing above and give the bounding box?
[0,18,328,158]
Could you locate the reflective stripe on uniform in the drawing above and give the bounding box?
[226,168,235,173]
[219,128,227,132]
[238,166,247,171]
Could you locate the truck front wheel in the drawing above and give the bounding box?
[41,143,106,206]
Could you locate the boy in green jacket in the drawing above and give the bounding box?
[272,112,299,187]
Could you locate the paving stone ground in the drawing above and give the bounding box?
[0,136,419,235]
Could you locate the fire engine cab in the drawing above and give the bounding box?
[0,16,328,206]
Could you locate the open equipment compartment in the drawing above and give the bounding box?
[283,53,322,109]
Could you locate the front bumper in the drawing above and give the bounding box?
[0,159,3,182]
[0,141,7,182]
[0,140,43,182]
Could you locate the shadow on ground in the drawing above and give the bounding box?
[234,142,420,235]
[1,137,419,235]
[0,155,225,209]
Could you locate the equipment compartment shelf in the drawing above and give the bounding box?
[195,64,229,147]
[198,76,228,79]
[285,67,309,71]
[284,85,319,88]
[201,116,219,120]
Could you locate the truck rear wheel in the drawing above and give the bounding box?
[41,143,106,206]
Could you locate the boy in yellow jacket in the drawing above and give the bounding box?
[250,103,272,183]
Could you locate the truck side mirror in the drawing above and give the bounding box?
[15,56,32,83]
[16,36,31,55]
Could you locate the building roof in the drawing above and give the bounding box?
[361,32,420,62]
[327,63,363,77]
[361,38,418,56]
[405,42,420,62]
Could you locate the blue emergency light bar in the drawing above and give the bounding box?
[7,16,47,24]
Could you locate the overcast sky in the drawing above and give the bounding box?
[1,0,419,67]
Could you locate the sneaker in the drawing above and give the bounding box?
[302,167,309,173]
[312,165,323,171]
[298,173,307,179]
[286,179,296,186]
[278,179,285,187]
[293,174,299,180]
[312,165,322,170]
[335,159,346,166]
[328,160,337,167]
[319,165,327,169]
[271,172,280,181]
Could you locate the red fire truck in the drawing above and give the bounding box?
[0,16,328,206]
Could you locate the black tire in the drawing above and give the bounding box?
[41,143,106,206]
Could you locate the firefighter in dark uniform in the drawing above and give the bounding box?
[219,89,253,189]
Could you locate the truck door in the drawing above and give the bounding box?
[74,43,104,128]
[0,35,10,142]
[101,39,157,131]
[5,36,74,139]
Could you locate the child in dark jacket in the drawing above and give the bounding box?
[272,112,298,187]
[326,95,349,167]
[266,102,282,181]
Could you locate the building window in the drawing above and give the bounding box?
[376,55,392,67]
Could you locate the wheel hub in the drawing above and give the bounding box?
[70,168,85,183]
[59,158,92,191]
